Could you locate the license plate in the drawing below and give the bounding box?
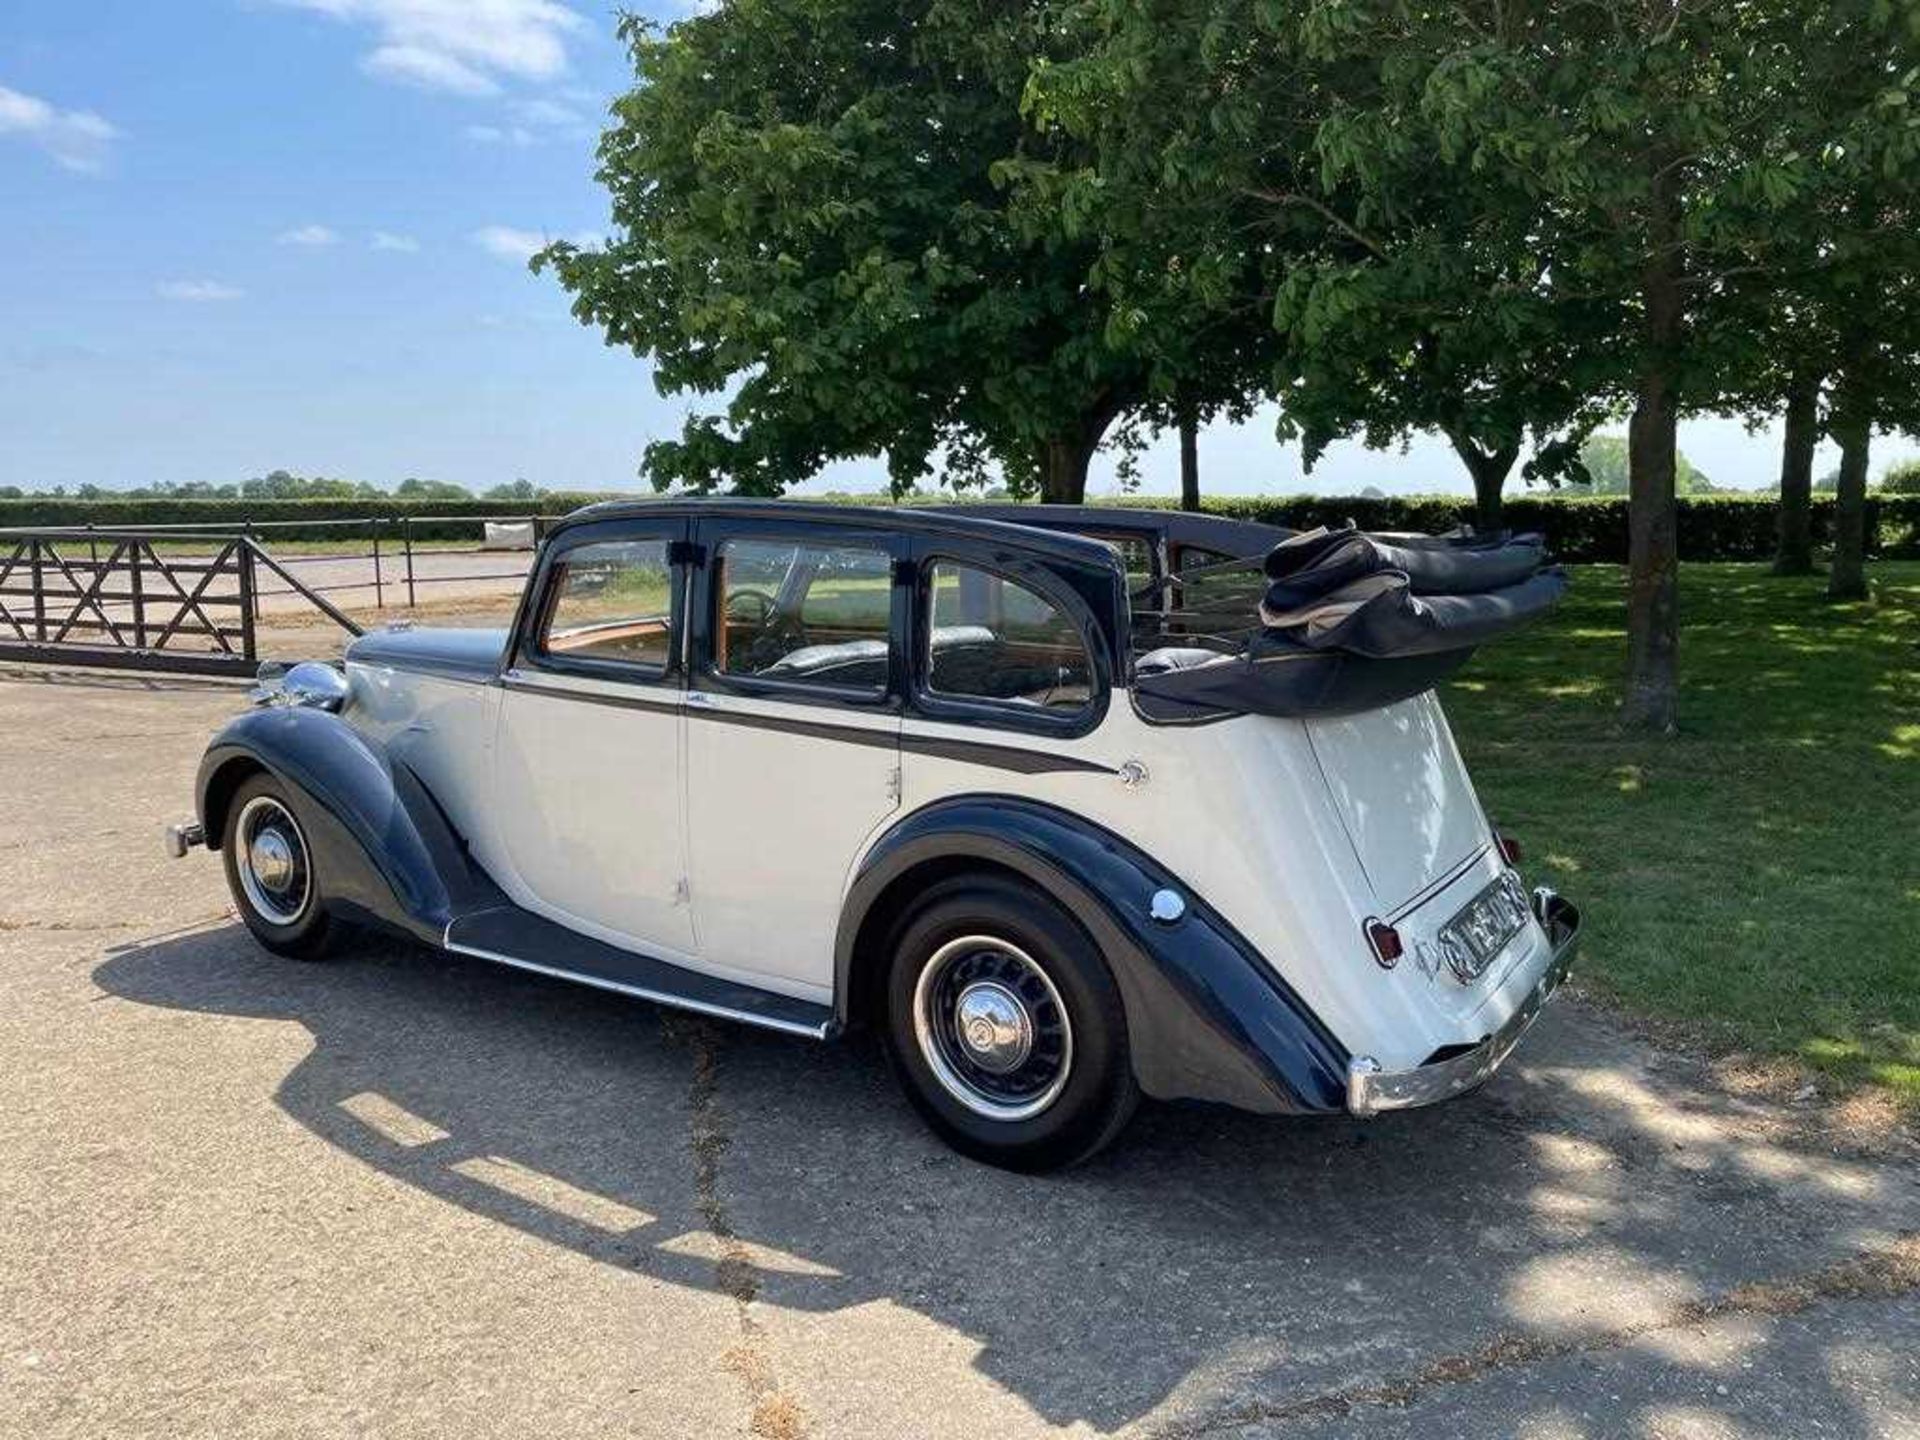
[1437,871,1530,982]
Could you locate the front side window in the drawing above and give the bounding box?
[539,539,675,669]
[925,562,1093,712]
[715,537,893,692]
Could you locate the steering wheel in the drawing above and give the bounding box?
[724,588,780,627]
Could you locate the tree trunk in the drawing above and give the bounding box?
[1041,439,1093,504]
[1038,391,1128,504]
[1773,372,1819,575]
[1620,167,1684,735]
[1827,394,1871,600]
[1178,404,1200,513]
[1445,429,1520,532]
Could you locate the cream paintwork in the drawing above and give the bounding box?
[345,655,1554,1074]
[495,672,697,960]
[886,690,1556,1073]
[682,688,899,1000]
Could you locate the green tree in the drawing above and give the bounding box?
[1565,435,1716,496]
[484,479,547,502]
[1881,460,1920,495]
[394,478,473,501]
[1287,0,1920,729]
[1024,0,1621,531]
[539,1,1183,501]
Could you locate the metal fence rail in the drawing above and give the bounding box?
[0,513,545,676]
[44,513,548,611]
[0,528,363,676]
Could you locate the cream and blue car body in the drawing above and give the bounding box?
[169,500,1578,1170]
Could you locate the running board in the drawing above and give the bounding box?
[444,905,836,1040]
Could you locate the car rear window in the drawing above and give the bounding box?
[924,562,1092,712]
[715,538,893,693]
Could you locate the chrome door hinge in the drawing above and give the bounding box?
[885,766,902,803]
[673,877,691,905]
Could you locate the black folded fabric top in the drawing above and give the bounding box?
[1134,524,1567,720]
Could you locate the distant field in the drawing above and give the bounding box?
[1444,561,1920,1107]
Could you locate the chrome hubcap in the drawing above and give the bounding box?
[953,981,1033,1073]
[235,796,311,927]
[248,829,295,893]
[912,935,1072,1122]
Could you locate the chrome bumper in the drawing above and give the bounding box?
[1346,888,1580,1118]
[163,820,205,860]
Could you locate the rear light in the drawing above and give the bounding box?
[1365,918,1403,968]
[1494,829,1523,866]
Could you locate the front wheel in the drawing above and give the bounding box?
[220,773,336,960]
[884,876,1138,1172]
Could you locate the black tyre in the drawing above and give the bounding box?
[884,875,1139,1172]
[220,773,335,960]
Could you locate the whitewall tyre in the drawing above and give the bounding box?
[885,875,1138,1171]
[221,774,336,960]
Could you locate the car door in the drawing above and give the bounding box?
[492,517,698,961]
[682,517,907,999]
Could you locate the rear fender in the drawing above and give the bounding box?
[836,796,1350,1114]
[197,706,502,944]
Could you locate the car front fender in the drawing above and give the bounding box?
[197,706,502,944]
[837,796,1351,1115]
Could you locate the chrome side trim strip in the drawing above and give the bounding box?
[442,930,834,1041]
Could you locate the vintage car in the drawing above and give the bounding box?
[165,500,1579,1171]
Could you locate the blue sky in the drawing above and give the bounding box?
[2,1,1913,500]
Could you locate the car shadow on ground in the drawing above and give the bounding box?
[94,924,1916,1437]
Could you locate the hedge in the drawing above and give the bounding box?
[2,491,1914,564]
[1142,493,1920,564]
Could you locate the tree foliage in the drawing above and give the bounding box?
[539,0,1209,501]
[1881,460,1920,496]
[1562,435,1717,496]
[538,0,1920,724]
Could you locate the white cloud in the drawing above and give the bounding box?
[364,44,497,96]
[0,83,119,173]
[511,97,582,127]
[370,230,421,252]
[466,96,594,146]
[472,225,547,261]
[465,123,534,147]
[472,224,599,261]
[158,280,245,302]
[271,0,585,95]
[277,223,340,247]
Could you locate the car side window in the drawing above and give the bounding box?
[715,537,893,692]
[538,539,676,670]
[924,561,1092,712]
[1176,545,1234,573]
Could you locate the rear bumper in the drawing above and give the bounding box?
[1346,888,1579,1117]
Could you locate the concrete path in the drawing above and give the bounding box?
[1,666,1915,1439]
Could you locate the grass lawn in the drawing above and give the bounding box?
[1443,560,1920,1107]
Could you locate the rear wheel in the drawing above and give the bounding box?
[220,774,335,960]
[884,876,1138,1171]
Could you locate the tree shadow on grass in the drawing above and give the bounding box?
[93,924,1920,1436]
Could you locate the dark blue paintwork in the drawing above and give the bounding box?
[837,796,1351,1114]
[197,705,504,944]
[344,627,506,684]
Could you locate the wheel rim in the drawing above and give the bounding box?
[235,795,312,927]
[912,934,1073,1122]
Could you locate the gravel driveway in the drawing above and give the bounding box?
[1,664,1916,1439]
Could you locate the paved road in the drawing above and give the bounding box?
[2,665,1917,1439]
